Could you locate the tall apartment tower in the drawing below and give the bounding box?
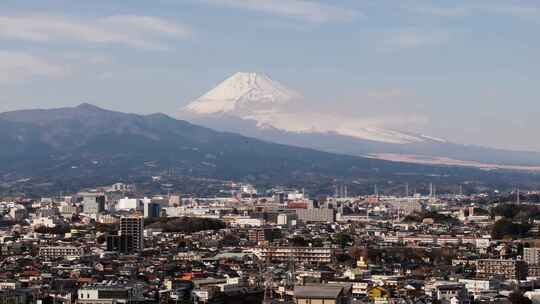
[119,216,144,253]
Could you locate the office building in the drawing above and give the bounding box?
[143,201,161,219]
[81,193,105,215]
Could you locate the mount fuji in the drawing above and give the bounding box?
[178,72,540,169]
[184,72,301,116]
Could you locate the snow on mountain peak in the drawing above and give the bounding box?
[183,72,301,115]
[179,72,439,145]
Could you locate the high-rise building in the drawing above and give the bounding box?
[119,216,144,253]
[106,235,134,254]
[144,201,161,219]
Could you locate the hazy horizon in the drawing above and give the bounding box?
[1,0,539,152]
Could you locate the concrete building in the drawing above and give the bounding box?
[259,247,334,264]
[294,284,352,304]
[296,208,336,223]
[77,284,143,304]
[458,278,500,294]
[117,198,140,211]
[39,246,84,259]
[143,201,161,219]
[0,290,28,304]
[476,259,527,280]
[119,216,144,253]
[81,193,105,215]
[277,213,297,226]
[386,199,423,215]
[31,217,62,228]
[59,203,79,218]
[247,228,281,243]
[106,235,134,254]
[524,247,540,265]
[9,207,26,222]
[169,195,181,207]
[433,283,469,304]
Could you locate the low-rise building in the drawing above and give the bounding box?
[77,284,144,304]
[476,259,527,281]
[259,246,334,263]
[294,284,352,304]
[39,246,84,259]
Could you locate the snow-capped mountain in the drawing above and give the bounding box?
[178,72,540,168]
[180,72,428,145]
[183,72,301,116]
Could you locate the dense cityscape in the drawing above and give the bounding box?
[1,181,540,304]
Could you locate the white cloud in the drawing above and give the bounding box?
[0,14,191,50]
[379,29,450,50]
[490,6,540,19]
[197,0,359,23]
[0,51,66,84]
[366,88,411,100]
[413,4,540,20]
[63,52,112,65]
[100,15,191,37]
[413,7,471,17]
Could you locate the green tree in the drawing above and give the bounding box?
[334,232,353,249]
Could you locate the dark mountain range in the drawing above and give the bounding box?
[0,103,538,194]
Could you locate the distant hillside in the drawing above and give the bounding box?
[0,104,539,193]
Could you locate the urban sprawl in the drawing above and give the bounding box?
[1,182,540,304]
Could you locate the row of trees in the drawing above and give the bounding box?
[145,217,225,233]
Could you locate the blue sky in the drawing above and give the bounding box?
[1,0,539,151]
